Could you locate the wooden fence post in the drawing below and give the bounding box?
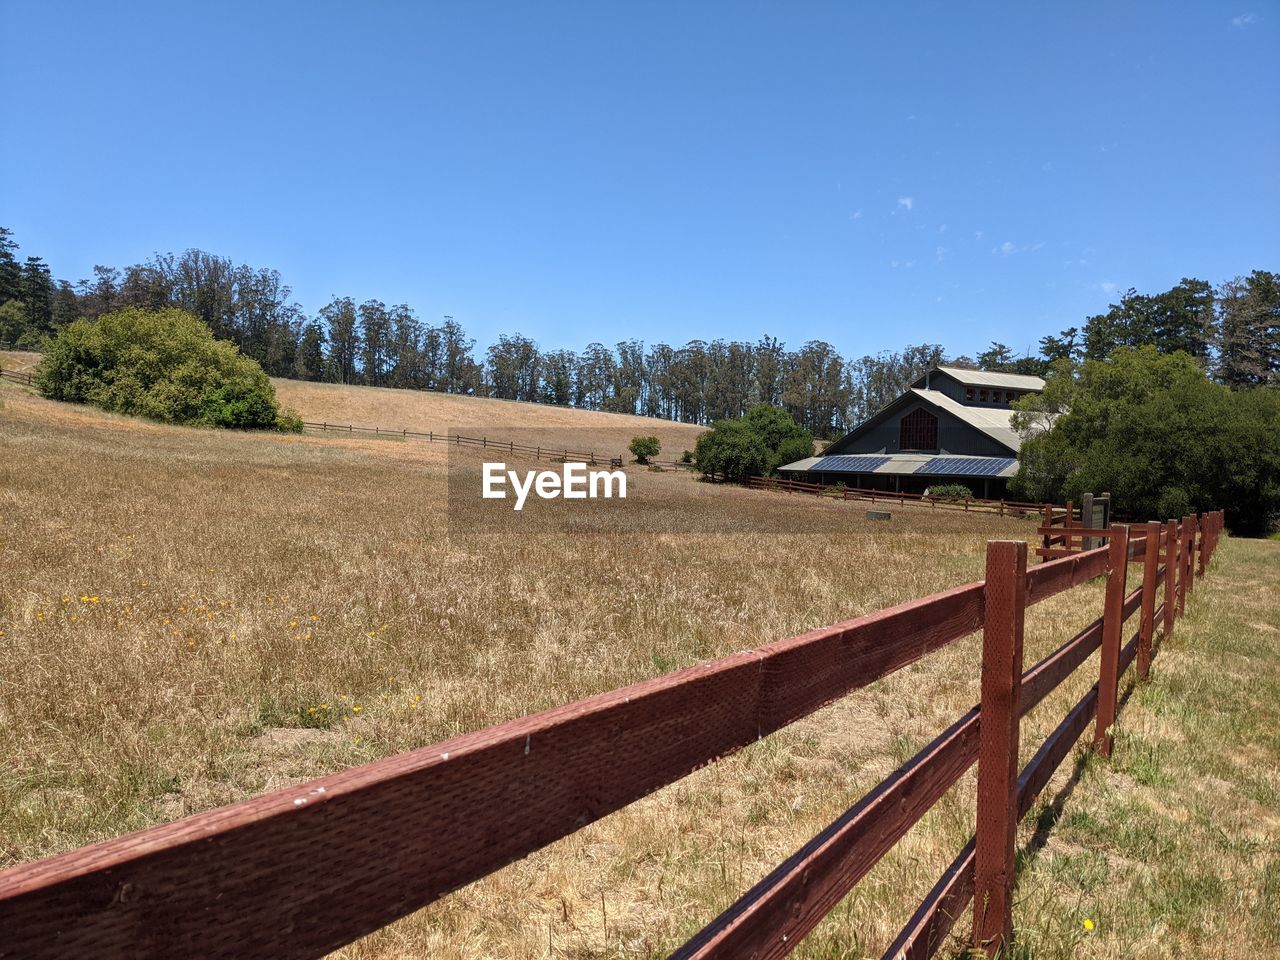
[1162,519,1177,639]
[1094,524,1129,758]
[1197,513,1209,578]
[1176,519,1188,617]
[1177,519,1187,593]
[1184,514,1195,602]
[972,540,1028,956]
[1138,520,1160,680]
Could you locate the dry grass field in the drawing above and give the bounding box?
[1,375,1276,958]
[272,377,709,460]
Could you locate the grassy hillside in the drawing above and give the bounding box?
[2,376,1274,958]
[0,349,40,373]
[273,377,708,459]
[2,352,709,458]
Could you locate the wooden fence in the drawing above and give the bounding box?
[746,473,1058,518]
[304,420,698,470]
[0,367,35,386]
[0,510,1224,958]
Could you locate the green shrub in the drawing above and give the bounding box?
[35,307,294,431]
[275,407,304,434]
[928,483,974,501]
[680,449,693,464]
[694,420,771,481]
[1157,487,1191,521]
[629,435,661,464]
[695,405,814,481]
[1011,347,1280,535]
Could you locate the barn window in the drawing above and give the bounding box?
[1005,390,1017,402]
[899,408,938,451]
[979,389,989,402]
[965,387,975,402]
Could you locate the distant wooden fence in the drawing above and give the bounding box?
[301,419,617,466]
[746,474,1058,518]
[0,367,35,386]
[302,419,702,471]
[0,510,1224,958]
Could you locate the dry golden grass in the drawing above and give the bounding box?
[0,350,40,374]
[1,377,1273,958]
[272,377,708,460]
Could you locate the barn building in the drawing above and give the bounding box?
[778,366,1044,499]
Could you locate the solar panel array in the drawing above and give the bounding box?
[810,455,892,473]
[915,457,1017,477]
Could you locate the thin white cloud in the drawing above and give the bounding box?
[935,246,948,263]
[1100,281,1118,293]
[1231,12,1258,27]
[850,209,863,220]
[938,224,948,234]
[996,241,1045,257]
[897,196,914,211]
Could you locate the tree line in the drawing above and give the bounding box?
[2,226,1275,438]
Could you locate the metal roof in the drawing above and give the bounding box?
[916,366,1045,391]
[777,456,823,472]
[779,452,1020,479]
[907,388,1023,451]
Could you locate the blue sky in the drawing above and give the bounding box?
[3,2,1277,359]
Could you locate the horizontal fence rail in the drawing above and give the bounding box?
[301,420,616,465]
[0,367,35,385]
[0,511,1224,959]
[746,474,1057,517]
[303,421,693,470]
